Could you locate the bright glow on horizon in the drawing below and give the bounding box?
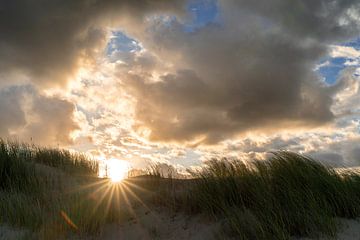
[98,157,130,182]
[108,159,130,182]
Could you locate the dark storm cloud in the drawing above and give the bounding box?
[122,0,360,144]
[0,0,184,87]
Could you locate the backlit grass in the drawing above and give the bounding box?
[1,138,360,239]
[0,139,126,239]
[186,152,360,239]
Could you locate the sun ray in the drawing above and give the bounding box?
[118,184,138,219]
[120,183,152,212]
[104,184,116,218]
[90,184,113,216]
[122,180,152,193]
[67,178,109,194]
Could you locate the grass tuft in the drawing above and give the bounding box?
[1,139,360,239]
[186,151,360,239]
[0,138,122,238]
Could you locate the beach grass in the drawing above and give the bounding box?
[1,138,360,239]
[0,139,125,239]
[185,152,360,239]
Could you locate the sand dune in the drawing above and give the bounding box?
[2,214,359,240]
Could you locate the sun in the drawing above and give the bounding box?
[107,159,130,183]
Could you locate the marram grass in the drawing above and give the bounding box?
[186,152,360,239]
[0,139,125,239]
[1,138,360,239]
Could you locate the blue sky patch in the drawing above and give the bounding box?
[316,37,360,85]
[105,1,219,58]
[340,37,360,50]
[184,0,218,32]
[106,31,141,56]
[317,57,347,85]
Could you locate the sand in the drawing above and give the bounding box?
[1,215,360,239]
[0,225,29,240]
[293,218,360,240]
[336,218,360,240]
[97,214,360,240]
[97,207,220,240]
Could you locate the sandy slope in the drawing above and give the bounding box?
[1,215,360,239]
[293,218,360,240]
[0,225,29,240]
[97,215,360,240]
[336,219,360,240]
[80,213,360,240]
[97,207,220,240]
[98,214,360,240]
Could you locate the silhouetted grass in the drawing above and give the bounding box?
[186,152,360,239]
[33,147,98,176]
[2,138,360,239]
[147,164,163,178]
[0,139,98,179]
[0,139,127,238]
[0,140,43,193]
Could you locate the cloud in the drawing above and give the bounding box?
[22,91,80,145]
[0,86,78,145]
[330,45,360,59]
[118,0,360,144]
[0,0,360,169]
[0,0,184,87]
[308,137,360,167]
[222,0,360,42]
[0,0,185,147]
[0,87,27,136]
[307,152,345,167]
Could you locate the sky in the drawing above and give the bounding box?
[0,0,360,172]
